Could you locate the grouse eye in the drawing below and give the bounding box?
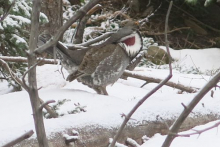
[122,36,135,46]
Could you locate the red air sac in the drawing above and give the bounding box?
[122,36,135,46]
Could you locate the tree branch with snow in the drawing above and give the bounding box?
[176,120,220,137]
[2,130,34,147]
[0,56,58,64]
[123,70,197,93]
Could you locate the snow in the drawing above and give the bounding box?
[160,46,220,73]
[127,138,140,146]
[0,81,14,95]
[63,134,78,140]
[9,15,31,25]
[109,138,128,147]
[14,0,31,18]
[0,48,219,146]
[2,16,21,28]
[141,120,220,147]
[11,34,28,46]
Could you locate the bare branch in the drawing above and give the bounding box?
[22,56,47,90]
[39,99,58,118]
[123,70,197,93]
[2,130,34,147]
[0,77,9,80]
[34,0,102,54]
[109,138,128,147]
[63,134,79,145]
[0,59,27,90]
[109,1,173,147]
[72,4,102,44]
[39,100,56,111]
[0,55,59,113]
[67,32,114,50]
[211,90,214,97]
[162,71,220,147]
[181,103,188,110]
[0,56,58,64]
[169,120,220,138]
[139,2,162,25]
[125,138,140,147]
[0,58,58,118]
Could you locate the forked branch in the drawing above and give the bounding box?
[162,71,220,147]
[0,59,58,119]
[172,120,220,137]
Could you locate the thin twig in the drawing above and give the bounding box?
[109,1,174,147]
[67,32,114,50]
[162,71,220,147]
[2,130,34,147]
[139,2,162,25]
[182,38,200,49]
[175,121,220,137]
[22,56,46,90]
[125,138,140,147]
[0,59,27,90]
[0,59,58,118]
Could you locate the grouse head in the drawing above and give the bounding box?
[106,21,143,59]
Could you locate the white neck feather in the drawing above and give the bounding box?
[120,32,142,58]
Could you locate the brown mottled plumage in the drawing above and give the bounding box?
[67,30,142,95]
[67,43,131,95]
[39,22,143,95]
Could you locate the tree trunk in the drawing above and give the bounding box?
[28,0,49,146]
[40,0,63,35]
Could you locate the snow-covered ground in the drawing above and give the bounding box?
[141,120,220,147]
[0,48,219,146]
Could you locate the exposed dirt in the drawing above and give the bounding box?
[15,114,220,147]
